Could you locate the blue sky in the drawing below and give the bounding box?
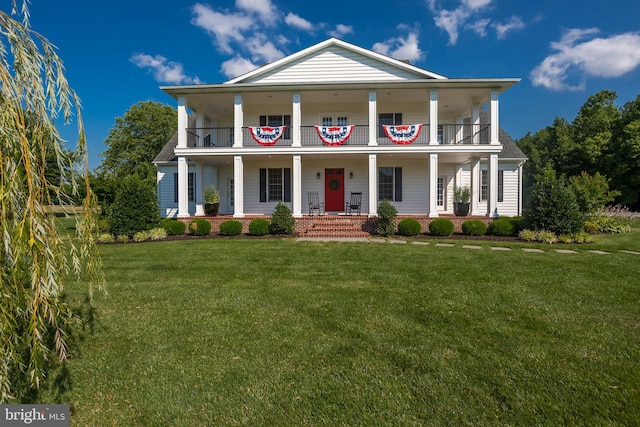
[26,0,640,170]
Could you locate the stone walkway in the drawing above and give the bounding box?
[296,237,640,255]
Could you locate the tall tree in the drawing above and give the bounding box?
[0,2,102,402]
[99,101,177,184]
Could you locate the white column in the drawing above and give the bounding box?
[518,161,524,216]
[429,90,438,145]
[488,154,498,217]
[233,155,244,218]
[195,111,204,147]
[456,116,464,145]
[490,90,500,145]
[472,105,481,145]
[292,93,301,148]
[368,91,377,146]
[428,154,439,217]
[292,155,302,218]
[233,94,243,148]
[368,154,377,216]
[194,162,205,216]
[177,156,189,218]
[471,158,481,215]
[178,96,188,148]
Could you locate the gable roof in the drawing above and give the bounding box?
[224,38,447,85]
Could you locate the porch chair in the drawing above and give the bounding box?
[308,192,325,215]
[345,192,362,215]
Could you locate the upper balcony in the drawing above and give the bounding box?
[185,123,491,148]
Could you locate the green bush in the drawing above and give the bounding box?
[109,176,160,237]
[523,167,584,235]
[397,218,421,236]
[97,219,110,233]
[188,219,211,236]
[116,234,129,243]
[270,202,295,234]
[219,220,243,236]
[461,219,487,236]
[248,218,270,236]
[488,218,515,236]
[148,227,168,240]
[160,218,186,235]
[584,221,599,234]
[428,218,454,236]
[97,233,114,243]
[376,200,397,236]
[133,231,150,242]
[568,171,619,215]
[506,216,524,233]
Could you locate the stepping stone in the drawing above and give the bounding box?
[490,246,512,251]
[522,248,544,253]
[589,250,611,255]
[462,245,482,250]
[370,238,387,243]
[555,249,578,254]
[412,241,430,246]
[621,250,640,255]
[389,240,407,244]
[435,243,454,247]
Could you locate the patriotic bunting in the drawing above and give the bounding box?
[249,126,286,146]
[382,124,422,145]
[314,125,354,146]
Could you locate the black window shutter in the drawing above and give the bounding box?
[283,115,291,139]
[259,168,267,202]
[394,167,402,202]
[259,115,267,126]
[498,170,504,202]
[174,173,178,203]
[188,173,195,202]
[283,168,291,202]
[395,113,403,125]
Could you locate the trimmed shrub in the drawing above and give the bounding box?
[397,218,421,236]
[109,175,160,237]
[428,218,454,236]
[461,219,487,236]
[188,219,211,236]
[488,218,515,236]
[160,218,186,235]
[219,220,243,236]
[270,202,295,234]
[376,200,397,236]
[506,216,524,234]
[248,218,270,236]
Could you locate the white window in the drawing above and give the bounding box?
[437,177,445,207]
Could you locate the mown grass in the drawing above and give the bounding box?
[47,223,640,426]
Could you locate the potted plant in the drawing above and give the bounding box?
[204,185,220,216]
[453,185,471,216]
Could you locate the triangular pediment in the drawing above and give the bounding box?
[225,38,446,85]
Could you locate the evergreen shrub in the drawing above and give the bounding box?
[160,218,186,235]
[461,219,487,236]
[397,218,421,236]
[488,218,515,236]
[219,220,243,236]
[376,200,397,236]
[428,218,454,236]
[188,219,211,236]
[270,202,295,234]
[248,218,270,236]
[109,176,160,237]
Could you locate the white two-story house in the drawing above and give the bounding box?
[154,38,526,224]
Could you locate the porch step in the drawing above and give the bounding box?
[299,217,370,239]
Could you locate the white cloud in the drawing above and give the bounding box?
[221,56,258,78]
[191,3,254,53]
[285,12,314,31]
[428,0,524,44]
[531,29,640,91]
[373,27,423,63]
[328,24,353,38]
[246,33,285,63]
[130,53,201,84]
[236,0,277,23]
[493,16,525,39]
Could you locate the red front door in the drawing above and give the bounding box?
[324,168,345,211]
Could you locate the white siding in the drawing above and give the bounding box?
[378,159,429,215]
[157,163,197,218]
[497,161,522,217]
[245,47,425,84]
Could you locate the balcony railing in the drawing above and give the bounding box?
[185,123,491,148]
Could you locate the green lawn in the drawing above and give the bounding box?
[51,227,640,426]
